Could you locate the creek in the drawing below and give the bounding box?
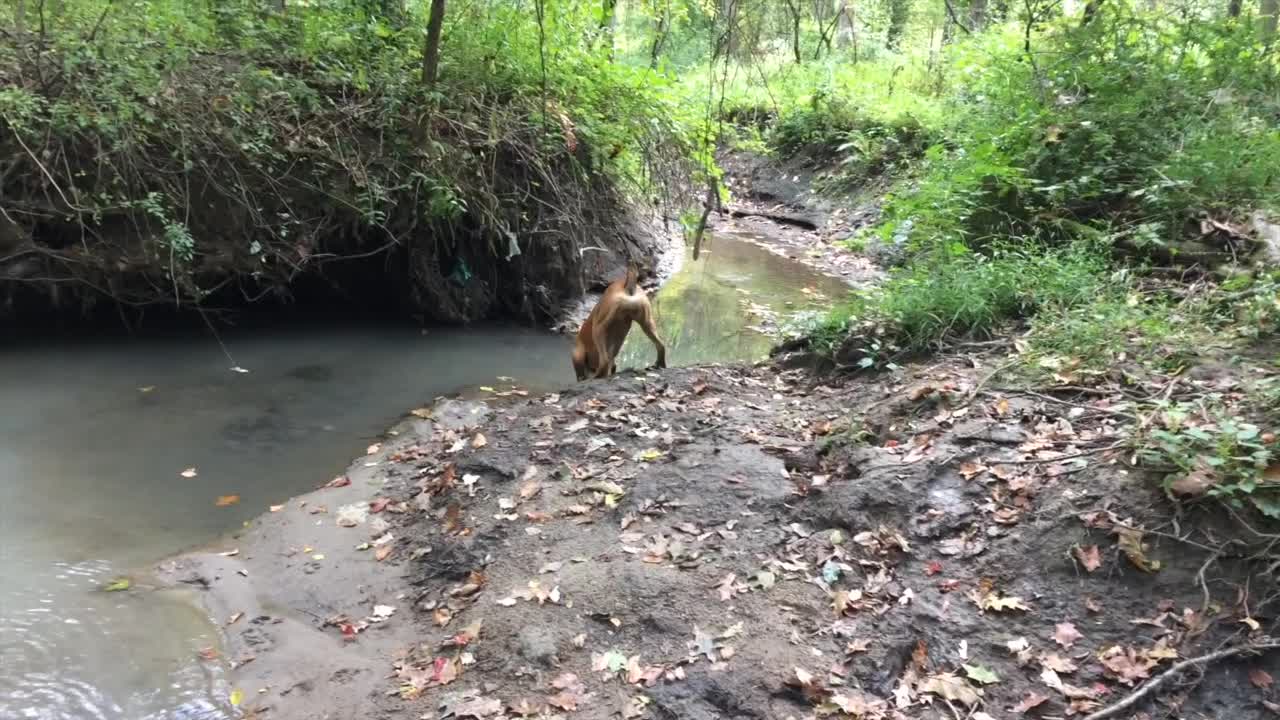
[0,233,848,719]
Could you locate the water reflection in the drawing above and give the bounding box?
[618,232,849,368]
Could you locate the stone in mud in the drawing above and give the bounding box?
[516,625,560,666]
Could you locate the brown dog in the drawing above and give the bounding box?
[572,265,666,381]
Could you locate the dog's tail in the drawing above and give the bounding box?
[623,264,639,295]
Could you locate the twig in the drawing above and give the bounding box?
[962,356,1023,406]
[1083,641,1280,720]
[981,389,1140,422]
[991,440,1126,466]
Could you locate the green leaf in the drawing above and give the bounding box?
[102,577,132,592]
[963,663,1000,685]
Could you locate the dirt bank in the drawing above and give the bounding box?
[155,348,1280,720]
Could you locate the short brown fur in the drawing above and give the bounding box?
[571,265,666,381]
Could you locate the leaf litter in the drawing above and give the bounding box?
[286,362,1277,720]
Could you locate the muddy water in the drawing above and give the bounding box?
[0,234,847,719]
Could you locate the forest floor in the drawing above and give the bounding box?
[154,155,1280,720]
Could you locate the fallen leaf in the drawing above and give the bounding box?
[974,590,1030,612]
[1074,545,1103,572]
[1097,645,1157,685]
[366,443,381,455]
[919,672,981,707]
[518,479,542,501]
[472,433,488,448]
[410,407,432,419]
[1252,668,1275,689]
[180,467,199,479]
[444,503,464,534]
[1041,653,1078,673]
[964,663,1000,685]
[326,475,351,489]
[102,577,131,592]
[1114,525,1161,572]
[375,545,393,562]
[229,689,244,707]
[453,697,503,718]
[1168,461,1220,497]
[1040,667,1097,699]
[1053,622,1084,649]
[269,504,285,512]
[1012,691,1050,713]
[215,495,241,507]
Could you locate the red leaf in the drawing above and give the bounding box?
[1251,668,1275,689]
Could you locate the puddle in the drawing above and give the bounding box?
[618,232,850,368]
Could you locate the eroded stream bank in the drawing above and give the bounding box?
[0,231,852,720]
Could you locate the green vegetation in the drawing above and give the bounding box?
[0,0,707,320]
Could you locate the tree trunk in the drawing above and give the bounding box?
[1263,0,1279,40]
[422,0,446,87]
[886,0,911,50]
[16,0,26,32]
[835,3,855,48]
[600,0,619,59]
[649,2,671,68]
[1080,0,1103,26]
[1227,0,1241,17]
[788,1,803,64]
[720,0,739,57]
[969,0,988,29]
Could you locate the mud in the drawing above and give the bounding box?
[157,353,1280,720]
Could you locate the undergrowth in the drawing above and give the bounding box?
[797,2,1280,374]
[0,1,702,321]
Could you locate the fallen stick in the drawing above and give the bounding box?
[1083,641,1280,720]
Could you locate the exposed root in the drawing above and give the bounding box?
[1082,641,1280,720]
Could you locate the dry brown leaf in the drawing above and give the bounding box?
[1114,525,1162,572]
[375,544,393,562]
[1097,645,1157,685]
[472,433,488,449]
[919,672,981,707]
[215,495,241,507]
[1053,622,1083,649]
[1074,545,1103,572]
[1040,653,1078,674]
[1252,668,1275,689]
[1012,691,1050,714]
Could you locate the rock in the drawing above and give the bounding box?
[516,625,559,666]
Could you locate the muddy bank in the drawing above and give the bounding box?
[156,352,1280,720]
[715,149,884,288]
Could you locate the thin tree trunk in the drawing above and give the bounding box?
[1080,0,1103,26]
[649,2,671,68]
[835,2,854,48]
[784,0,803,63]
[422,0,446,87]
[16,0,26,33]
[969,0,988,28]
[1263,0,1279,40]
[886,0,911,50]
[1227,0,1241,17]
[600,0,618,59]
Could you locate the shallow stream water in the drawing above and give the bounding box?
[0,234,848,719]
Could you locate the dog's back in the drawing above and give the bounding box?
[571,265,664,380]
